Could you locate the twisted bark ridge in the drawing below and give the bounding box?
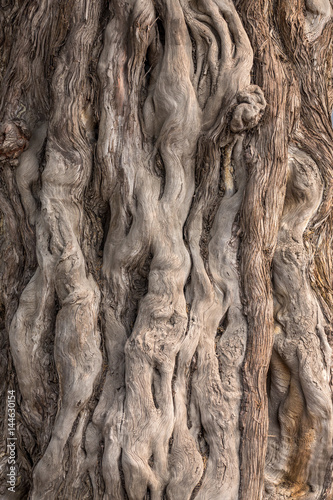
[0,1,332,499]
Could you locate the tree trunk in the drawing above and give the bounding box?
[0,1,332,499]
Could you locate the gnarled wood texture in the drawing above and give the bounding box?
[0,1,332,499]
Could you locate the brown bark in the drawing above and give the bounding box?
[0,1,332,499]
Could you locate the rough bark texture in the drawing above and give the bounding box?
[0,1,332,499]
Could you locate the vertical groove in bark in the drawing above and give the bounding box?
[0,1,332,499]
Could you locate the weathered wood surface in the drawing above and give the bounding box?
[0,1,332,499]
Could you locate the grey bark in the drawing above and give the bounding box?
[0,1,332,499]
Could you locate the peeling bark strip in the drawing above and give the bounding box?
[0,1,332,499]
[236,1,289,498]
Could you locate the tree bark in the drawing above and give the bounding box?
[0,1,332,499]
